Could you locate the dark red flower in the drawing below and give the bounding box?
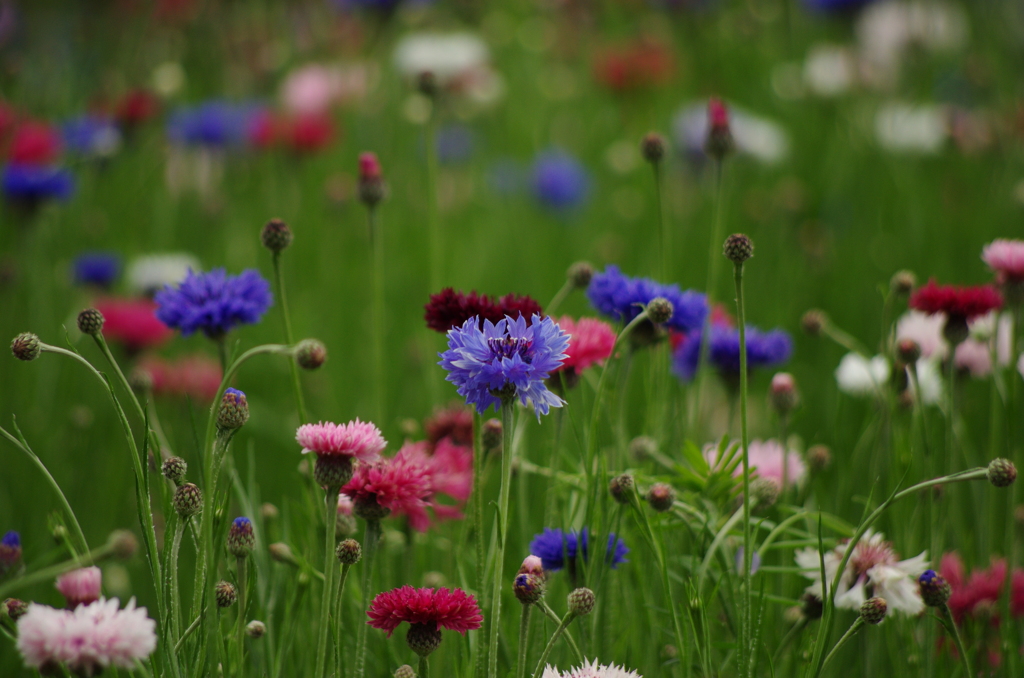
[1013,569,1024,618]
[909,280,1002,320]
[366,586,482,637]
[283,113,334,154]
[424,404,473,448]
[8,121,61,165]
[424,288,543,333]
[941,552,1005,624]
[116,90,161,127]
[135,354,222,401]
[94,298,174,352]
[593,39,674,93]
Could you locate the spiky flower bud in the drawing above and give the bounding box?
[918,570,951,608]
[568,587,596,617]
[705,97,734,160]
[394,666,416,678]
[647,297,674,325]
[801,592,823,620]
[513,572,545,605]
[750,477,780,508]
[268,543,299,567]
[215,581,237,608]
[76,308,105,336]
[482,418,503,453]
[227,517,255,558]
[261,218,293,253]
[769,372,799,415]
[988,458,1017,488]
[358,152,386,207]
[106,530,138,560]
[609,474,635,505]
[245,620,266,638]
[630,435,658,461]
[216,388,249,430]
[336,538,362,566]
[641,132,666,164]
[353,494,391,521]
[11,333,41,361]
[161,456,187,484]
[261,503,279,521]
[129,366,153,393]
[567,261,594,289]
[943,315,970,346]
[723,234,754,264]
[646,483,676,512]
[407,622,442,657]
[807,445,832,473]
[896,339,921,365]
[890,270,916,297]
[173,483,203,519]
[2,597,28,622]
[860,597,887,624]
[314,456,355,491]
[801,310,828,336]
[295,339,327,370]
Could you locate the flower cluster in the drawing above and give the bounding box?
[438,314,569,418]
[424,288,543,333]
[366,586,482,637]
[529,528,629,572]
[909,280,1002,321]
[587,265,707,334]
[155,268,272,338]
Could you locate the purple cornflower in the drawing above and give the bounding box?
[531,150,590,210]
[166,102,265,147]
[438,314,569,419]
[154,268,272,339]
[72,251,121,289]
[587,264,708,334]
[672,324,793,382]
[62,116,122,158]
[529,528,629,572]
[2,164,75,203]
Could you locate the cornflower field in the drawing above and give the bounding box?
[2,0,1024,676]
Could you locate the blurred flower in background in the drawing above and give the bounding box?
[62,115,122,160]
[674,100,789,165]
[94,298,174,352]
[135,354,222,401]
[592,37,675,93]
[126,253,201,297]
[72,251,121,290]
[393,32,502,106]
[530,150,590,210]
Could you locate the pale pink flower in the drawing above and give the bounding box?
[982,239,1024,282]
[519,555,544,576]
[296,420,386,462]
[17,597,157,673]
[896,310,947,360]
[954,339,992,377]
[337,493,354,516]
[554,316,616,375]
[541,659,642,678]
[705,439,806,488]
[55,567,102,608]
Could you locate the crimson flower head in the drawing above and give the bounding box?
[8,121,61,165]
[359,152,382,181]
[93,298,174,352]
[423,404,473,448]
[367,585,482,638]
[424,288,543,333]
[284,113,334,154]
[342,444,432,526]
[909,280,1002,321]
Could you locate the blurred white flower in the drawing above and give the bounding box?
[803,44,856,97]
[874,103,947,154]
[394,32,488,85]
[857,1,968,85]
[127,253,201,296]
[912,358,942,404]
[897,310,1011,378]
[673,100,789,164]
[835,353,890,396]
[151,61,185,98]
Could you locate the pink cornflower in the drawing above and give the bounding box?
[55,567,102,608]
[16,597,157,674]
[8,120,61,165]
[342,444,433,526]
[337,493,354,516]
[705,439,806,489]
[136,354,222,401]
[982,239,1024,283]
[296,420,386,463]
[366,585,482,637]
[941,552,1006,623]
[93,298,174,352]
[423,404,474,448]
[395,438,473,530]
[553,316,616,376]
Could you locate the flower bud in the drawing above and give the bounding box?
[646,297,674,325]
[261,218,293,253]
[56,567,102,608]
[641,132,666,164]
[2,597,27,622]
[859,597,887,624]
[513,572,545,605]
[890,270,916,297]
[216,388,249,430]
[0,531,21,575]
[314,456,355,491]
[245,620,266,638]
[518,555,544,577]
[173,483,203,519]
[394,666,416,678]
[801,310,828,336]
[106,530,138,560]
[336,538,362,566]
[161,456,187,484]
[358,152,386,207]
[609,473,635,505]
[269,543,299,567]
[646,483,676,512]
[76,308,105,336]
[261,503,279,521]
[227,517,255,558]
[943,315,970,346]
[567,261,594,289]
[896,339,921,365]
[769,372,799,415]
[988,458,1017,488]
[568,587,596,617]
[216,581,237,608]
[723,234,754,264]
[918,570,951,608]
[800,592,823,620]
[807,445,832,473]
[482,418,503,453]
[407,622,442,657]
[750,477,780,508]
[705,97,734,160]
[295,339,327,370]
[630,435,658,461]
[11,333,41,361]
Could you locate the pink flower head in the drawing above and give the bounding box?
[518,555,544,577]
[366,585,482,637]
[940,552,1007,623]
[283,113,335,154]
[424,404,473,448]
[342,444,432,527]
[909,280,1002,321]
[359,152,382,181]
[55,567,102,608]
[8,120,61,165]
[296,420,386,462]
[136,354,222,401]
[16,597,157,674]
[406,438,474,529]
[708,97,730,131]
[982,239,1024,283]
[954,339,993,377]
[553,316,616,375]
[280,64,345,116]
[706,439,806,488]
[896,311,946,360]
[1012,569,1024,618]
[93,298,174,352]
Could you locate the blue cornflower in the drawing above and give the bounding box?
[0,530,21,573]
[672,324,793,382]
[2,164,75,203]
[436,123,475,165]
[438,314,569,419]
[62,116,122,158]
[529,528,629,572]
[166,102,263,147]
[802,0,875,14]
[587,265,708,334]
[531,150,590,210]
[72,251,121,289]
[154,268,273,338]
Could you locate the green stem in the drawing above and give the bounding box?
[419,655,430,678]
[473,412,487,678]
[369,206,385,426]
[532,610,576,678]
[487,400,516,678]
[692,160,727,431]
[353,520,381,678]
[819,618,864,673]
[516,604,532,678]
[315,491,340,678]
[545,280,574,317]
[939,603,972,678]
[652,162,668,281]
[733,260,752,678]
[272,251,308,425]
[169,519,186,647]
[335,563,353,678]
[537,602,583,663]
[236,556,248,677]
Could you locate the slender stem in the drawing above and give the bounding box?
[537,602,584,663]
[369,206,385,426]
[946,338,961,476]
[473,412,487,678]
[819,618,864,673]
[692,160,727,430]
[939,603,972,678]
[516,604,532,678]
[236,556,248,677]
[652,162,667,281]
[545,280,573,317]
[217,336,229,375]
[532,610,576,678]
[272,251,308,425]
[335,563,353,678]
[733,259,752,678]
[419,655,430,678]
[353,520,381,678]
[487,401,516,678]
[426,109,441,293]
[315,491,340,678]
[169,519,186,647]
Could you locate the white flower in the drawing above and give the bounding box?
[896,310,1012,378]
[875,103,948,154]
[542,659,642,678]
[394,33,489,86]
[912,358,943,404]
[857,1,968,84]
[896,310,947,360]
[673,101,789,164]
[835,353,890,396]
[127,252,201,295]
[803,44,856,97]
[795,530,928,616]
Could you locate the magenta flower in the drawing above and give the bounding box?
[553,315,616,376]
[982,239,1024,283]
[55,567,102,608]
[366,586,482,637]
[296,419,386,463]
[342,444,432,527]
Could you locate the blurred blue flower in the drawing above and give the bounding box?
[531,150,590,210]
[167,102,266,147]
[587,264,707,334]
[154,268,273,338]
[73,251,121,289]
[529,527,629,572]
[672,324,793,382]
[438,314,569,418]
[62,116,122,158]
[436,124,475,165]
[2,164,75,203]
[802,0,875,14]
[0,530,20,572]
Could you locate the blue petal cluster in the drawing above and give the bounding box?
[802,0,875,14]
[154,268,273,338]
[2,164,75,203]
[672,324,793,381]
[72,251,121,288]
[588,265,708,333]
[529,527,629,572]
[62,116,122,157]
[531,150,590,210]
[166,102,265,147]
[438,314,570,418]
[1,531,19,548]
